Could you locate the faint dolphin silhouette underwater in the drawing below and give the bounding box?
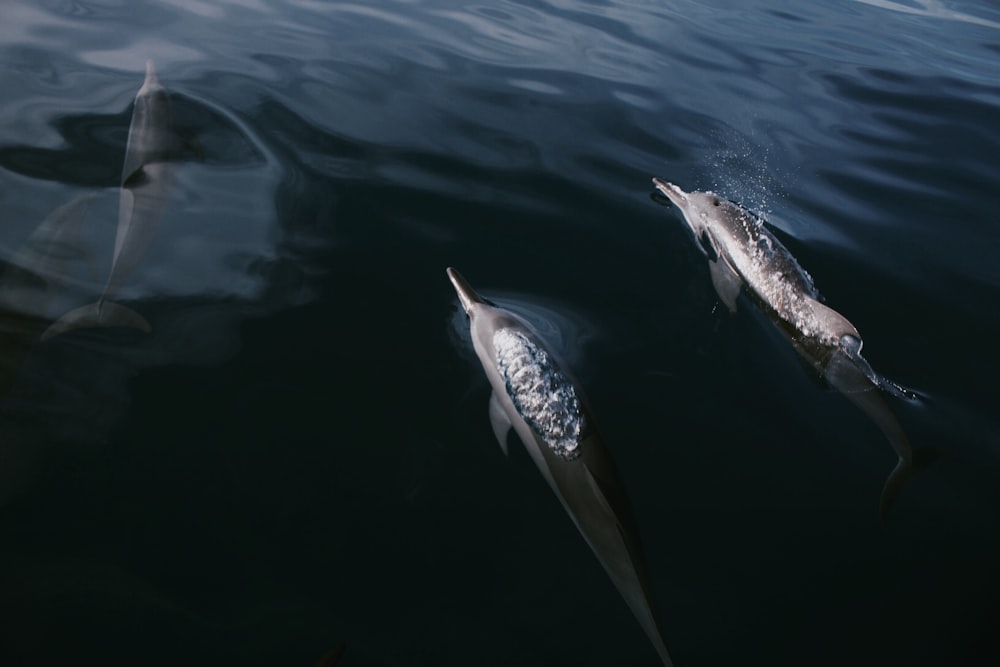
[654,177,937,520]
[447,267,674,667]
[43,60,180,340]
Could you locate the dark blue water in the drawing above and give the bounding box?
[2,1,999,665]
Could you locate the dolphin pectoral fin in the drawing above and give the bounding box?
[40,302,152,341]
[488,391,512,456]
[698,230,720,261]
[708,258,742,313]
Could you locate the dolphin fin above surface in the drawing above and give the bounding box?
[488,390,512,456]
[40,301,151,341]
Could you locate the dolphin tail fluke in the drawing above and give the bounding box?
[40,301,151,341]
[879,447,948,523]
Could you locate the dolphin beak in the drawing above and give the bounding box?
[139,60,161,94]
[652,177,689,208]
[446,267,484,314]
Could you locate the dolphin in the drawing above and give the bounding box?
[446,267,674,667]
[43,60,178,340]
[653,177,927,520]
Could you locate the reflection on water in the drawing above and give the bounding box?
[853,0,1000,30]
[1,0,999,665]
[0,59,283,511]
[448,287,600,372]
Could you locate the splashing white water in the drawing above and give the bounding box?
[494,328,585,460]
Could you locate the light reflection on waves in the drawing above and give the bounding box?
[286,0,676,83]
[213,2,687,194]
[852,0,1000,30]
[798,68,1000,297]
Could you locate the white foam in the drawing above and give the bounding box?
[493,328,585,461]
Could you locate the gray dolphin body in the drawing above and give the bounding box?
[653,177,918,519]
[43,61,178,340]
[447,267,673,667]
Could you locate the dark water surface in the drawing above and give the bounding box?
[2,1,999,665]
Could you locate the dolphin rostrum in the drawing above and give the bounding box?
[653,177,926,519]
[446,267,673,666]
[43,60,178,340]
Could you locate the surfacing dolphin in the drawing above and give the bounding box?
[653,177,927,520]
[446,267,674,667]
[43,60,178,340]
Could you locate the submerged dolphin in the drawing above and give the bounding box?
[653,177,925,519]
[446,267,673,666]
[43,60,178,340]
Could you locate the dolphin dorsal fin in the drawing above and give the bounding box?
[709,257,743,313]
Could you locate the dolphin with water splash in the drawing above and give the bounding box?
[43,61,178,340]
[653,177,929,519]
[447,267,674,666]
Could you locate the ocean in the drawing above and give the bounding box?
[1,1,998,665]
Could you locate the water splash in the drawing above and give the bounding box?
[494,328,585,460]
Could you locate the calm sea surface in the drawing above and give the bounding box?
[1,1,999,665]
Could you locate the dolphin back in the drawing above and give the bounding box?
[538,431,674,666]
